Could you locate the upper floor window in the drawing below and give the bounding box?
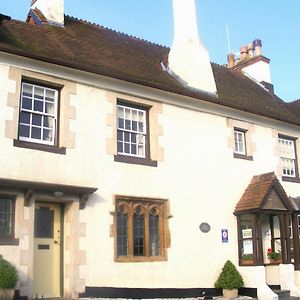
[234,129,246,155]
[114,197,168,262]
[279,136,297,178]
[19,82,58,145]
[117,103,147,158]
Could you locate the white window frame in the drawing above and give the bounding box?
[279,137,296,178]
[19,82,58,145]
[117,103,147,158]
[234,129,246,155]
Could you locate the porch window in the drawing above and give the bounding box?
[114,197,169,262]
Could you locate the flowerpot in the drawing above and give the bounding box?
[0,288,14,300]
[270,258,282,264]
[223,289,238,299]
[242,259,254,265]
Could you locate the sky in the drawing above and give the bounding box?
[0,1,299,102]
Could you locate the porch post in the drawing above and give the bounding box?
[292,213,300,269]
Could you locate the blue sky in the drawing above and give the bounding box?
[1,1,299,101]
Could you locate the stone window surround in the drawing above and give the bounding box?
[227,118,255,161]
[5,67,76,153]
[111,195,171,262]
[106,92,164,166]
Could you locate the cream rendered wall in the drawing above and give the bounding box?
[1,58,300,292]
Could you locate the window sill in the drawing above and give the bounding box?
[0,238,19,246]
[114,154,157,167]
[233,153,253,161]
[282,176,300,183]
[116,255,167,262]
[14,139,66,155]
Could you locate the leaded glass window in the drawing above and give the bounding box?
[115,197,168,262]
[117,207,128,256]
[0,198,13,237]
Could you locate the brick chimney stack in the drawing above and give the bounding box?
[168,0,217,96]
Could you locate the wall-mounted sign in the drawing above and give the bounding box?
[199,222,211,233]
[222,229,228,243]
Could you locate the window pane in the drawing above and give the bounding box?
[22,83,33,96]
[19,112,30,124]
[34,207,54,238]
[45,89,55,102]
[32,114,42,126]
[43,129,54,142]
[117,210,128,256]
[19,124,30,138]
[34,87,44,100]
[22,97,32,110]
[34,100,44,112]
[133,207,144,256]
[0,198,13,236]
[149,208,159,256]
[32,127,41,140]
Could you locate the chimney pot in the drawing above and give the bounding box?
[247,42,254,58]
[240,45,248,60]
[253,39,262,56]
[227,53,235,68]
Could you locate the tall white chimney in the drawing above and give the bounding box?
[168,0,217,96]
[31,0,64,26]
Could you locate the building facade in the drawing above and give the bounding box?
[1,1,300,299]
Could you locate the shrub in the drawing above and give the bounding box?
[0,255,18,289]
[215,260,244,290]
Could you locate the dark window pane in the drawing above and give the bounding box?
[34,100,43,112]
[125,119,131,130]
[124,143,130,154]
[0,198,13,236]
[117,141,123,153]
[19,124,30,138]
[117,210,128,256]
[118,118,124,129]
[34,207,54,238]
[124,132,130,142]
[32,114,42,126]
[19,112,30,124]
[132,121,137,131]
[117,131,123,142]
[149,208,159,256]
[133,208,144,256]
[22,97,32,110]
[32,127,41,139]
[131,144,137,155]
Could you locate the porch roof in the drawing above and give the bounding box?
[234,172,293,214]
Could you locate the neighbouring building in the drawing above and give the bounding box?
[1,0,300,299]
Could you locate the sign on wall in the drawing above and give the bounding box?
[221,229,228,243]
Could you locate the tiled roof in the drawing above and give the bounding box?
[234,172,292,214]
[0,16,299,125]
